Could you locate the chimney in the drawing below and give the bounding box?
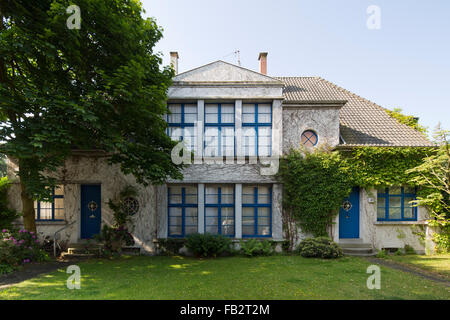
[170,51,179,75]
[258,52,268,75]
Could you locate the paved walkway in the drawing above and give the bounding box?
[0,260,72,290]
[366,257,450,287]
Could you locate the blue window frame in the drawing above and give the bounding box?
[167,103,197,152]
[34,186,64,221]
[242,185,272,237]
[205,185,235,236]
[168,185,198,237]
[204,103,235,157]
[242,103,272,157]
[377,187,417,221]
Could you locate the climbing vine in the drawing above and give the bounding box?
[278,145,434,241]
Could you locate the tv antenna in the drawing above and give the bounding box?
[222,50,241,66]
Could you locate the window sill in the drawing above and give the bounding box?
[36,220,68,226]
[374,220,427,226]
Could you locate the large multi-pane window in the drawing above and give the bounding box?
[205,185,235,236]
[377,187,417,221]
[168,185,198,237]
[167,103,197,152]
[242,185,272,237]
[242,103,272,157]
[204,103,235,157]
[34,186,64,221]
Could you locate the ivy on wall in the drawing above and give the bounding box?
[278,147,353,238]
[278,146,435,239]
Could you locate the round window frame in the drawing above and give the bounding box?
[301,130,318,147]
[121,197,140,216]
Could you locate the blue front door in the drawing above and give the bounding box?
[339,187,360,239]
[81,184,101,239]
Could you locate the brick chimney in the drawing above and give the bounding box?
[170,51,179,75]
[258,52,268,75]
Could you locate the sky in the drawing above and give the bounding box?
[141,0,450,134]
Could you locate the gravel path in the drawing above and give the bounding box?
[366,257,450,287]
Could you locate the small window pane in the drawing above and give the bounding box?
[221,207,234,219]
[242,187,254,204]
[169,207,182,217]
[377,207,386,220]
[242,225,254,235]
[404,186,416,194]
[389,196,401,208]
[257,226,271,236]
[242,207,254,218]
[389,187,401,195]
[388,207,402,220]
[185,186,198,204]
[206,225,218,234]
[169,226,182,236]
[221,104,234,123]
[403,206,415,219]
[205,105,218,123]
[54,186,64,196]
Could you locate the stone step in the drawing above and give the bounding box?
[342,247,374,254]
[344,251,377,257]
[60,252,97,260]
[339,242,373,248]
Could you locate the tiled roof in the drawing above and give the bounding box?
[275,76,433,147]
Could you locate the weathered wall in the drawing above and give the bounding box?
[7,156,158,253]
[282,106,340,153]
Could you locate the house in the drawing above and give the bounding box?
[6,52,435,254]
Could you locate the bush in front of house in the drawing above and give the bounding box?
[96,225,135,253]
[157,238,185,255]
[240,239,273,257]
[297,237,343,259]
[0,228,50,275]
[185,233,232,258]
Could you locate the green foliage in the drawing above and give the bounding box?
[407,128,449,253]
[0,177,19,229]
[157,238,185,255]
[376,249,388,258]
[343,147,432,187]
[0,154,6,177]
[386,108,427,134]
[404,244,416,255]
[0,0,182,231]
[97,224,134,253]
[240,239,273,257]
[107,185,138,227]
[185,233,232,258]
[0,228,49,274]
[297,237,343,259]
[394,248,404,256]
[278,147,353,237]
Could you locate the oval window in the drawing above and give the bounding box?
[301,130,318,147]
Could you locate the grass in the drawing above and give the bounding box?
[385,254,450,279]
[0,255,449,300]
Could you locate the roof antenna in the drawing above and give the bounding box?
[234,50,241,66]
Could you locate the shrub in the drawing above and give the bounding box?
[404,244,416,255]
[376,249,388,258]
[394,248,404,256]
[240,239,273,257]
[0,228,49,274]
[185,233,232,258]
[97,225,135,253]
[297,237,343,259]
[157,238,184,255]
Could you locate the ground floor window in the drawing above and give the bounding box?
[205,185,235,236]
[34,186,64,221]
[377,186,417,221]
[168,185,198,237]
[242,185,272,237]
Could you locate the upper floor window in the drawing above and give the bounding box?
[377,187,417,221]
[167,103,197,152]
[242,185,272,237]
[205,185,235,236]
[301,130,318,147]
[34,186,64,221]
[242,103,272,157]
[168,185,198,237]
[204,103,235,157]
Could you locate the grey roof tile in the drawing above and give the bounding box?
[275,76,433,147]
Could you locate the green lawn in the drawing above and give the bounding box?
[1,255,449,300]
[385,254,450,279]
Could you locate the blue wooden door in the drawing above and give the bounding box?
[81,184,101,239]
[339,187,360,239]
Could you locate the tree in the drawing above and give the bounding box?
[0,0,182,232]
[408,125,450,252]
